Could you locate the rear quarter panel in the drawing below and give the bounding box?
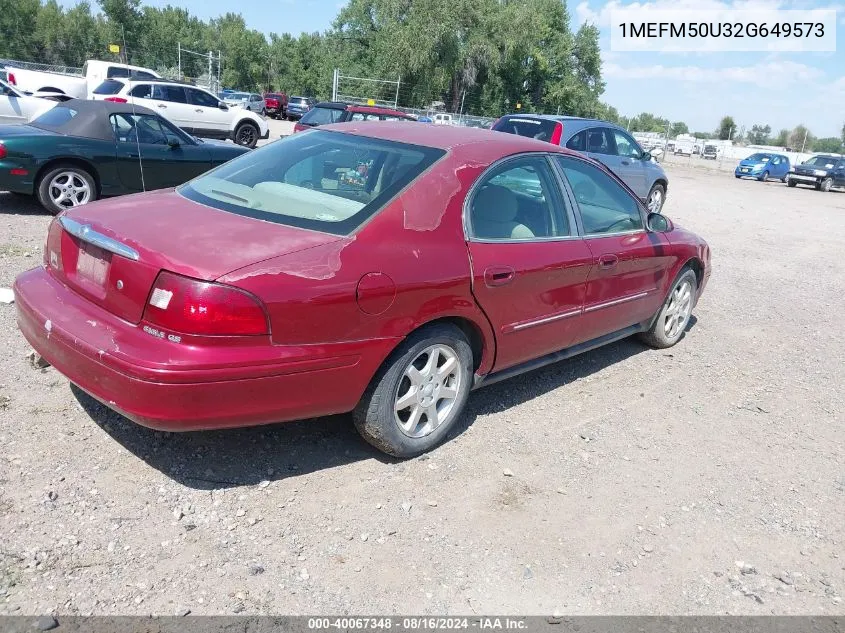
[217,155,498,376]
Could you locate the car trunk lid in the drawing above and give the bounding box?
[48,188,342,323]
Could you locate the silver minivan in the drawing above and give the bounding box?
[492,114,669,213]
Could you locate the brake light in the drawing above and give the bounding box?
[491,118,501,129]
[0,143,6,159]
[7,73,15,85]
[550,122,563,145]
[143,271,269,336]
[104,97,128,103]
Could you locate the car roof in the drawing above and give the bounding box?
[320,120,580,160]
[29,98,157,141]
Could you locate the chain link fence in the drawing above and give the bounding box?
[0,58,84,77]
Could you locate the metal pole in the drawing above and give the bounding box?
[217,51,221,93]
[332,69,338,101]
[178,42,181,80]
[208,51,213,89]
[394,75,400,109]
[459,90,465,120]
[800,129,808,153]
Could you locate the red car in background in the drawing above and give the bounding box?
[293,101,413,132]
[263,92,287,119]
[14,123,710,458]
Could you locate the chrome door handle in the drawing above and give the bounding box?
[598,254,619,269]
[195,108,203,112]
[157,104,166,108]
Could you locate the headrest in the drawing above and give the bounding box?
[473,184,518,223]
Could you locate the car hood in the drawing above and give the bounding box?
[60,188,343,281]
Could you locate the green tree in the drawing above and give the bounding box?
[693,132,713,140]
[670,121,688,137]
[746,124,771,145]
[812,137,843,153]
[841,122,845,146]
[772,128,789,147]
[0,0,41,59]
[716,115,736,140]
[788,125,812,151]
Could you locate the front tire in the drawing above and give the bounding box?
[640,269,697,349]
[787,177,797,187]
[36,164,97,215]
[820,177,832,192]
[759,170,769,182]
[646,183,665,213]
[353,324,473,458]
[233,121,259,148]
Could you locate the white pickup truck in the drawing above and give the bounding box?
[3,60,161,99]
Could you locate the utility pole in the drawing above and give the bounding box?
[394,75,401,109]
[177,42,181,80]
[800,128,808,153]
[208,51,213,90]
[217,51,221,93]
[459,90,466,121]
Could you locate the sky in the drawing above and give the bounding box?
[57,0,845,137]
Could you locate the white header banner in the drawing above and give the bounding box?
[610,9,837,52]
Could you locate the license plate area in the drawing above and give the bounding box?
[76,243,111,288]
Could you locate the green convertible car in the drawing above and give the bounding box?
[0,99,249,214]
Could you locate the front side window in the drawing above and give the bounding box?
[554,156,643,235]
[110,113,185,146]
[187,88,219,107]
[178,130,444,235]
[612,130,643,159]
[469,156,569,240]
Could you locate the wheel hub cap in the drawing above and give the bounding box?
[393,344,462,438]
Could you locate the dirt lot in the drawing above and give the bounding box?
[0,163,843,617]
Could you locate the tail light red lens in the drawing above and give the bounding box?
[550,122,563,145]
[0,143,6,159]
[143,271,269,336]
[104,97,128,103]
[7,73,16,85]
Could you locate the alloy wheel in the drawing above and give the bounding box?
[48,171,91,209]
[648,188,663,213]
[663,279,693,340]
[393,344,462,438]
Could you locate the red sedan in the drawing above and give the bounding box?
[14,123,710,457]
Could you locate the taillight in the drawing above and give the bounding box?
[143,271,269,336]
[0,143,6,159]
[491,118,501,130]
[550,122,563,145]
[104,97,128,103]
[7,73,16,85]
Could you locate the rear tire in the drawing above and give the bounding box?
[639,268,697,349]
[820,177,832,192]
[36,164,97,215]
[353,324,473,458]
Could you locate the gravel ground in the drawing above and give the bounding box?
[0,161,843,617]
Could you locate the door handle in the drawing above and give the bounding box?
[598,254,619,270]
[621,160,630,165]
[484,266,515,287]
[195,108,203,112]
[157,104,167,109]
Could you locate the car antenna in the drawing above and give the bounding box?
[123,27,146,192]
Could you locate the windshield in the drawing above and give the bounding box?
[492,117,559,143]
[178,130,445,235]
[803,156,837,167]
[747,153,770,162]
[300,106,344,126]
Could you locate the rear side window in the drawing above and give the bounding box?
[187,88,219,107]
[493,117,559,143]
[93,79,125,95]
[179,130,445,236]
[585,128,616,155]
[152,85,187,103]
[301,106,345,126]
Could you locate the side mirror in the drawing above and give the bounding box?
[641,151,652,162]
[167,138,180,149]
[647,212,673,232]
[218,102,229,111]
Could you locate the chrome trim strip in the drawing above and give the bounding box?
[584,290,653,313]
[583,229,646,239]
[510,307,582,332]
[59,216,140,261]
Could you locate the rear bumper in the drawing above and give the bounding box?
[14,266,399,432]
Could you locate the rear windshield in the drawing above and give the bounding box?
[31,106,78,128]
[493,117,559,142]
[178,130,445,236]
[93,79,125,95]
[300,106,345,126]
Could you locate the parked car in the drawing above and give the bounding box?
[285,96,314,120]
[786,154,845,191]
[91,79,269,148]
[0,100,249,213]
[222,92,266,114]
[294,102,413,132]
[0,79,59,124]
[734,153,790,182]
[702,144,718,160]
[3,59,160,100]
[263,92,287,119]
[432,113,454,126]
[13,122,710,457]
[673,142,694,157]
[492,114,669,212]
